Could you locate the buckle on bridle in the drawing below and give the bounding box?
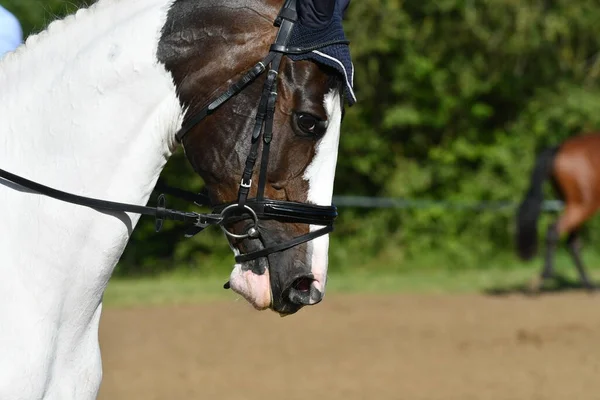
[240,178,252,189]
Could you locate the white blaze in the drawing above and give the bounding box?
[303,89,343,298]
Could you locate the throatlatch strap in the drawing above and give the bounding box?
[176,53,276,142]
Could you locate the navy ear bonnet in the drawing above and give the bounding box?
[288,0,356,105]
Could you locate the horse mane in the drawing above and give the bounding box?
[1,0,102,64]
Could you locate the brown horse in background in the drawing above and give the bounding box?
[516,132,600,291]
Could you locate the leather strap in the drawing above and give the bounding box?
[175,54,275,142]
[0,168,199,226]
[235,225,333,263]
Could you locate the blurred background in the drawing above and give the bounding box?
[5,0,600,281]
[3,1,600,399]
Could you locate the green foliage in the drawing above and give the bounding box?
[333,0,600,270]
[7,0,600,275]
[2,0,94,35]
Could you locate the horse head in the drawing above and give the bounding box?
[158,0,355,315]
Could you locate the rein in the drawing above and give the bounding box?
[0,0,345,264]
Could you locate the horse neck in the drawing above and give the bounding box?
[0,0,182,298]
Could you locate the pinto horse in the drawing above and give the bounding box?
[516,132,600,291]
[0,0,355,398]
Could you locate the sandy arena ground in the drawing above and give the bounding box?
[98,292,600,400]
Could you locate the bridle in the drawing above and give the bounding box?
[175,0,349,262]
[0,0,348,264]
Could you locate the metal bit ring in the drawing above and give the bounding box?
[219,204,260,239]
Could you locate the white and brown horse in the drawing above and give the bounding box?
[0,0,353,398]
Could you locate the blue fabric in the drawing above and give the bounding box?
[297,0,336,29]
[290,0,356,105]
[0,5,23,59]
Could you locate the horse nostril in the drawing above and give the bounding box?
[292,277,313,293]
[287,276,322,306]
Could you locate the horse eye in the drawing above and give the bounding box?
[295,112,327,137]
